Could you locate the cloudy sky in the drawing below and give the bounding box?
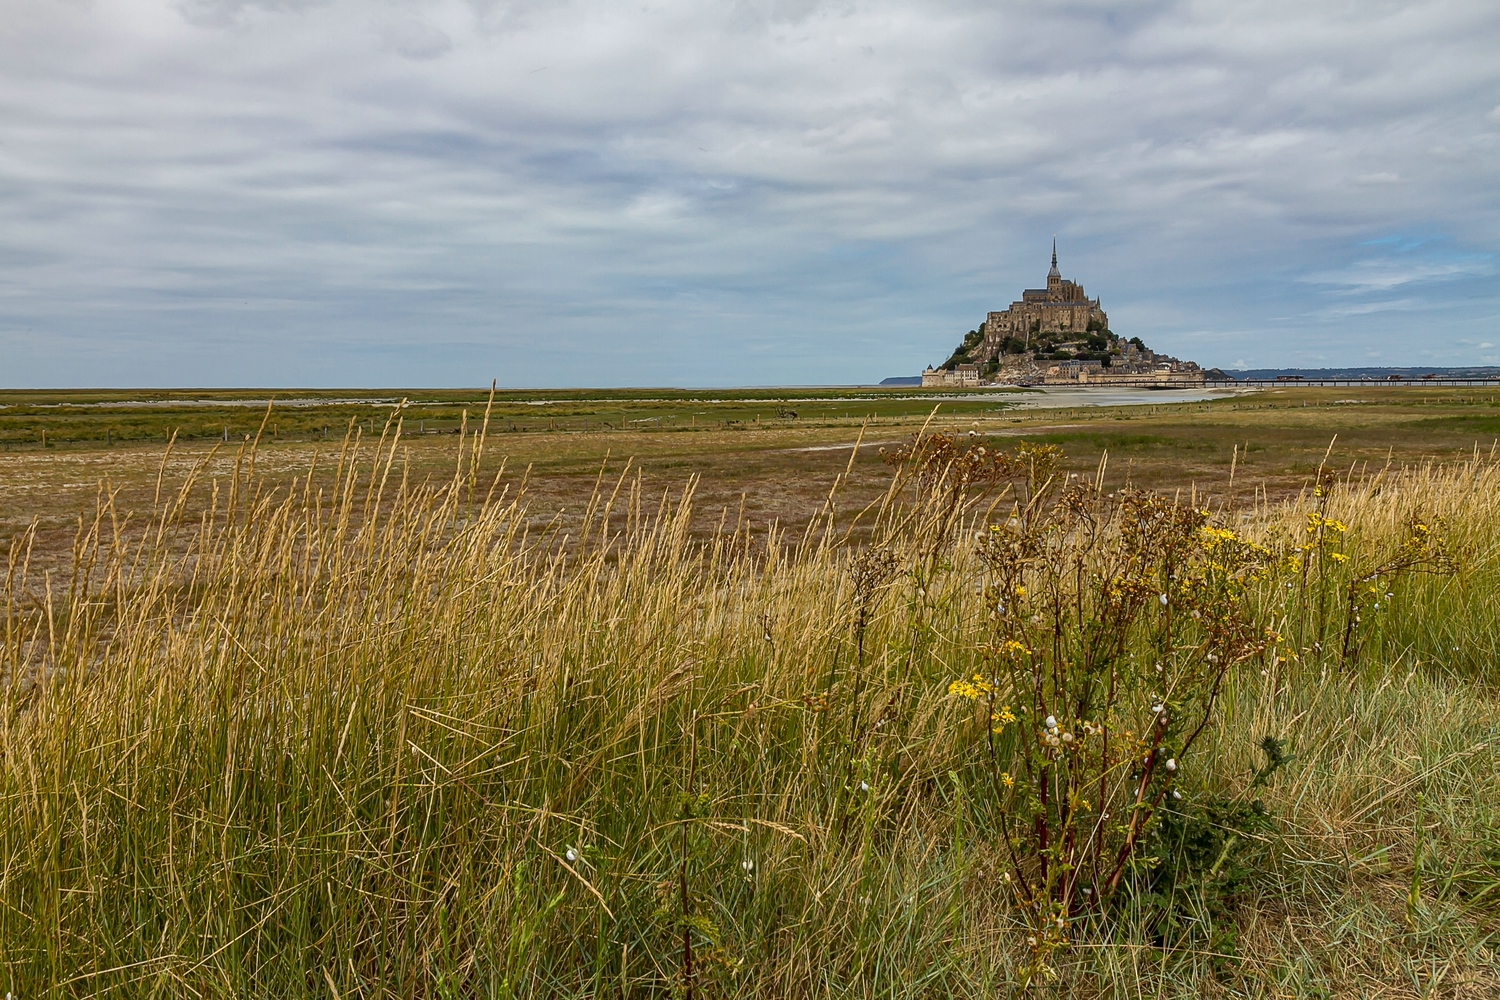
[1,0,1497,387]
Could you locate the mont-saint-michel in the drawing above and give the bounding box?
[923,243,1206,387]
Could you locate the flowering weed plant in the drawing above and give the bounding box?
[926,441,1276,976]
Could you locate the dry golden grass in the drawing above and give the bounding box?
[0,416,1495,998]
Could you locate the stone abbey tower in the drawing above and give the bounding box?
[923,241,1203,385]
[974,240,1109,361]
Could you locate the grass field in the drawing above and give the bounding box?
[1,386,1498,996]
[7,384,1500,566]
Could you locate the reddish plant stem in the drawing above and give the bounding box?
[1104,716,1167,895]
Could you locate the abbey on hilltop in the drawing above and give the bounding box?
[923,242,1207,386]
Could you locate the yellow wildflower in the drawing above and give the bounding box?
[1200,526,1239,546]
[1307,513,1348,533]
[948,679,981,700]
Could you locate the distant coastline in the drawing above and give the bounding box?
[1226,366,1500,381]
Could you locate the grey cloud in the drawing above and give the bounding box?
[1,0,1498,386]
[379,17,454,59]
[176,0,332,28]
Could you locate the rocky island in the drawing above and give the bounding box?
[923,243,1210,386]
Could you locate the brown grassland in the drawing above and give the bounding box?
[0,385,1497,997]
[6,384,1500,564]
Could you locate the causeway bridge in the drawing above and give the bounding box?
[1225,377,1500,388]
